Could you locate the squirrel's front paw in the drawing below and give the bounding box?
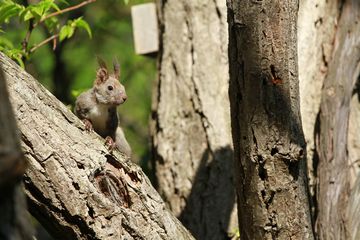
[105,136,116,152]
[82,119,93,132]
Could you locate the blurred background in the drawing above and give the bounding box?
[3,0,156,171]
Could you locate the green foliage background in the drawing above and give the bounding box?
[1,0,156,170]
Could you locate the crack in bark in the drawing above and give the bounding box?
[251,122,281,237]
[171,58,179,76]
[267,211,279,240]
[105,154,141,183]
[321,44,329,70]
[212,0,222,18]
[258,156,268,181]
[95,170,131,208]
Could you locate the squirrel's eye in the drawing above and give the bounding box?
[107,86,113,91]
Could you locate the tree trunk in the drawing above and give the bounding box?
[0,52,194,240]
[345,4,360,240]
[0,64,33,240]
[151,0,238,239]
[348,94,360,189]
[227,1,314,239]
[348,89,360,240]
[298,0,342,211]
[315,0,360,239]
[348,175,360,240]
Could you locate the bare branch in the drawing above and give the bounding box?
[30,34,59,53]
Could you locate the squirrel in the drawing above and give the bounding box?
[74,57,131,157]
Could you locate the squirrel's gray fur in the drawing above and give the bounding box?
[75,57,131,156]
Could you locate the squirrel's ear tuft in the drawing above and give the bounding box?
[95,68,108,85]
[96,56,107,69]
[95,56,109,85]
[113,58,120,79]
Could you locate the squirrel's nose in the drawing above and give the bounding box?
[122,95,127,102]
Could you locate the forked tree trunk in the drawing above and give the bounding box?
[151,0,238,239]
[315,0,360,239]
[0,52,194,240]
[0,64,33,240]
[227,1,314,239]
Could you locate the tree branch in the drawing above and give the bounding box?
[30,34,59,53]
[22,0,96,57]
[39,0,96,24]
[0,52,194,240]
[22,19,34,53]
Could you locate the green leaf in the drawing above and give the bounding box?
[59,24,74,42]
[124,0,129,5]
[49,1,61,12]
[19,8,33,22]
[56,0,69,5]
[0,1,24,23]
[5,48,25,68]
[28,5,43,20]
[24,10,34,21]
[12,54,25,68]
[72,17,92,38]
[33,0,60,20]
[44,17,59,33]
[0,36,14,49]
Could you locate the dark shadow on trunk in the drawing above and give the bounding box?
[179,146,235,240]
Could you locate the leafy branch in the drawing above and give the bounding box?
[0,0,95,66]
[38,0,96,25]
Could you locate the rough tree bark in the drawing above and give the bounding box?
[348,95,360,188]
[227,1,314,239]
[348,175,360,240]
[298,0,341,207]
[0,63,33,240]
[348,87,360,240]
[315,0,360,239]
[151,0,238,239]
[0,52,194,240]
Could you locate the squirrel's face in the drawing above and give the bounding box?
[93,63,127,106]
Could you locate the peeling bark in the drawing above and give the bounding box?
[0,52,194,240]
[227,1,314,239]
[315,1,360,239]
[151,0,238,239]
[0,64,33,240]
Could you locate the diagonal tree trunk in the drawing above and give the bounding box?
[227,1,314,239]
[315,1,360,239]
[1,52,194,240]
[151,0,238,239]
[0,63,33,240]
